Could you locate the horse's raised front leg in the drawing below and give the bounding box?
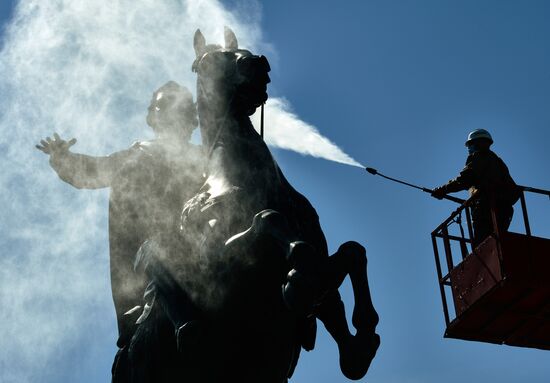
[315,241,380,380]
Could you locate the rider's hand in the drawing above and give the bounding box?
[431,186,447,200]
[36,133,76,155]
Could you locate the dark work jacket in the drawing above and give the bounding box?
[443,149,520,207]
[49,139,204,341]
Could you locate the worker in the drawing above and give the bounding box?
[432,129,520,247]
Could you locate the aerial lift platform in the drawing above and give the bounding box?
[432,186,550,349]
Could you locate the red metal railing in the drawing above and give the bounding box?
[431,186,550,327]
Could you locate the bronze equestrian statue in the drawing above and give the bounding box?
[118,28,379,383]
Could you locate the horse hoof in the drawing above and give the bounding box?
[339,333,380,380]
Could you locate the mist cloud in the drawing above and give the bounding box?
[0,1,361,381]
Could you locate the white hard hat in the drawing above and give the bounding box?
[465,129,493,146]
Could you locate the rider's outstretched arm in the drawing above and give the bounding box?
[37,133,135,189]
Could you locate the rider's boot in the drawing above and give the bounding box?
[135,240,203,356]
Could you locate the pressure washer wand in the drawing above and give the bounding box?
[365,167,465,204]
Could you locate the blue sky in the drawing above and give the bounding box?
[1,1,549,383]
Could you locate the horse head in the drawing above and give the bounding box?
[192,27,270,149]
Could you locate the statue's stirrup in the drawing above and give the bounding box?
[176,320,203,353]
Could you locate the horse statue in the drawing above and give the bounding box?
[116,27,380,383]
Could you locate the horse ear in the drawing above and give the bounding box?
[194,29,207,58]
[224,26,238,50]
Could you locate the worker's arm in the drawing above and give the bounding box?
[432,154,479,199]
[37,133,135,189]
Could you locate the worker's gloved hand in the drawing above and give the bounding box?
[431,186,447,200]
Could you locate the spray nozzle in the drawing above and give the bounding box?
[365,167,378,175]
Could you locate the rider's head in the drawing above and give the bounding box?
[465,129,493,154]
[146,81,198,139]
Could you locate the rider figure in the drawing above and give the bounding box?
[432,129,520,247]
[36,81,204,346]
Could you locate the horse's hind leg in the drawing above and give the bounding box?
[315,241,380,380]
